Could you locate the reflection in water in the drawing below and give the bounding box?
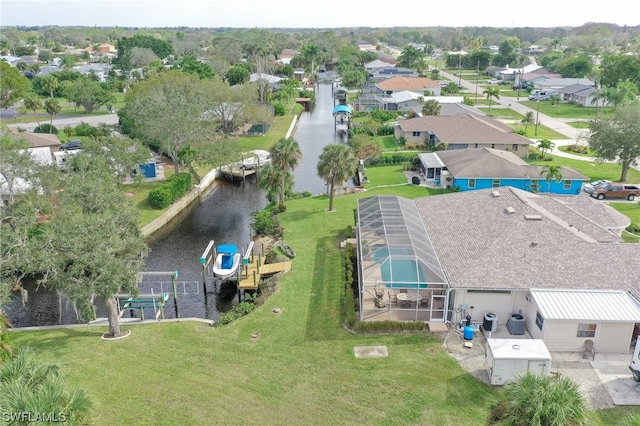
[6,79,342,327]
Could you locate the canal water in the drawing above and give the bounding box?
[6,81,342,327]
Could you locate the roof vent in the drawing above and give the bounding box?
[524,214,542,221]
[505,206,516,214]
[491,190,500,198]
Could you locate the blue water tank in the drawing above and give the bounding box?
[463,325,475,340]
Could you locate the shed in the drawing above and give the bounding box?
[485,339,551,385]
[527,289,640,353]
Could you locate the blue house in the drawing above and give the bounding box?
[418,148,587,195]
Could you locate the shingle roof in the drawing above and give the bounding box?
[397,115,534,145]
[413,188,640,295]
[17,132,61,148]
[432,148,588,180]
[558,84,595,95]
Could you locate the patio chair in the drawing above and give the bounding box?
[388,291,397,305]
[373,297,386,309]
[374,287,385,299]
[583,339,596,360]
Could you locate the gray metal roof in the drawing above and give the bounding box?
[531,289,640,322]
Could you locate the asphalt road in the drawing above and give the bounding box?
[5,113,119,132]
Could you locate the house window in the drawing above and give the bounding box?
[535,311,544,330]
[412,131,421,137]
[512,144,518,151]
[468,179,476,189]
[492,179,500,188]
[563,180,572,190]
[577,324,597,338]
[530,180,539,192]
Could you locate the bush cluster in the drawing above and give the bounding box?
[215,302,256,327]
[33,124,58,134]
[368,152,417,166]
[147,173,192,209]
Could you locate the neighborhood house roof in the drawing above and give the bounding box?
[377,76,440,91]
[397,115,533,145]
[530,289,640,322]
[412,188,640,297]
[427,148,588,181]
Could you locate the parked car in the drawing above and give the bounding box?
[590,183,640,201]
[486,79,501,84]
[61,139,81,150]
[582,179,611,194]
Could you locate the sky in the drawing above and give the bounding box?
[2,0,638,29]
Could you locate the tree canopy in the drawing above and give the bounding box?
[317,144,358,212]
[0,62,31,109]
[63,76,115,113]
[588,104,640,182]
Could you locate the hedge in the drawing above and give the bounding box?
[148,173,193,209]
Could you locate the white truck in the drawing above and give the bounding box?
[630,338,640,382]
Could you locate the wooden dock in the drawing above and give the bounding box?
[236,260,292,290]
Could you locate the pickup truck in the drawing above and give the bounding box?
[590,183,640,201]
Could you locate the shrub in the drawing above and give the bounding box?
[74,122,103,137]
[33,124,58,134]
[272,102,285,116]
[147,173,192,209]
[148,186,174,209]
[63,125,75,137]
[252,208,277,236]
[215,302,256,327]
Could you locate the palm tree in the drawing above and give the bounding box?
[521,111,535,132]
[270,137,302,208]
[540,165,563,193]
[422,99,441,116]
[42,74,59,98]
[16,61,27,72]
[44,98,61,133]
[301,43,321,74]
[317,144,358,212]
[0,347,92,423]
[60,54,77,71]
[398,45,425,71]
[23,93,43,127]
[29,62,40,74]
[488,372,587,426]
[537,138,555,160]
[259,164,289,205]
[483,87,500,113]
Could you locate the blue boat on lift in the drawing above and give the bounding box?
[212,244,241,279]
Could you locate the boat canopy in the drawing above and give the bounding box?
[217,244,238,254]
[333,105,352,114]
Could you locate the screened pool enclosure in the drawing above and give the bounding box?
[357,196,449,322]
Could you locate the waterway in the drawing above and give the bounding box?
[6,81,341,327]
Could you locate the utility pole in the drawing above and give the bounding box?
[475,60,479,104]
[457,51,462,90]
[534,99,541,136]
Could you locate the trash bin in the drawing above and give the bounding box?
[483,312,498,332]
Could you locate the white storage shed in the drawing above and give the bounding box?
[485,338,552,385]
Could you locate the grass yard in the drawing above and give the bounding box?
[520,101,614,120]
[558,145,600,157]
[528,155,640,183]
[11,163,640,425]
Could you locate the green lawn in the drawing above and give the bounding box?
[528,155,640,183]
[558,145,600,157]
[520,101,614,120]
[11,172,639,425]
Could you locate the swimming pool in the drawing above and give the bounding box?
[371,246,428,289]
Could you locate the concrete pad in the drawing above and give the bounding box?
[428,322,449,332]
[594,372,640,405]
[354,345,388,358]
